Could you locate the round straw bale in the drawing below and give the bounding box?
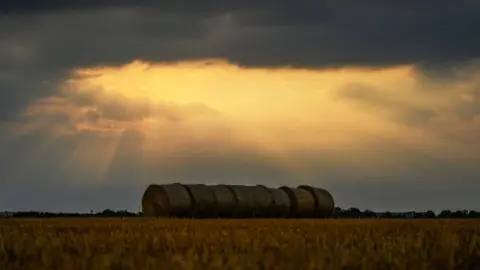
[211,185,236,218]
[298,185,335,218]
[228,185,255,218]
[270,188,291,218]
[141,184,165,217]
[184,184,217,218]
[251,185,274,217]
[141,183,192,217]
[280,186,316,218]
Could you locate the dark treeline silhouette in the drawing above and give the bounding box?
[5,209,138,218]
[2,208,480,219]
[334,208,480,219]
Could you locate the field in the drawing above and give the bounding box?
[1,219,480,270]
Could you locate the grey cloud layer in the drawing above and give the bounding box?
[2,0,480,120]
[2,1,480,69]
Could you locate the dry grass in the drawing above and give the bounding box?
[1,219,480,270]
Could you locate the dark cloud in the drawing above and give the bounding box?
[0,0,273,14]
[1,1,479,69]
[0,70,65,121]
[1,0,479,121]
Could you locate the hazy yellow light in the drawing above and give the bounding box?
[69,60,418,128]
[9,58,474,183]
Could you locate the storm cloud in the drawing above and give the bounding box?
[2,0,480,119]
[2,1,480,69]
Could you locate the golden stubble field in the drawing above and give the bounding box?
[1,218,479,270]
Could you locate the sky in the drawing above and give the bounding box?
[1,1,480,213]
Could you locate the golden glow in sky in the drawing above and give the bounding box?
[13,59,480,184]
[71,60,416,120]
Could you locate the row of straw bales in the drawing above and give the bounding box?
[141,183,335,218]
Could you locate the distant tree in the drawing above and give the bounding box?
[363,209,377,218]
[438,210,452,218]
[348,207,361,218]
[101,209,116,217]
[450,210,469,218]
[334,207,344,218]
[468,211,480,218]
[425,211,436,218]
[6,207,478,219]
[451,211,461,218]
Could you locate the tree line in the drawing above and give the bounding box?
[3,208,480,218]
[334,208,480,219]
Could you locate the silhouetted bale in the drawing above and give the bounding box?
[228,185,255,218]
[270,188,291,218]
[251,185,274,217]
[211,185,236,218]
[141,183,192,218]
[184,184,217,218]
[280,186,316,218]
[298,185,335,218]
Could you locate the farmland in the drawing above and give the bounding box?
[1,219,479,270]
